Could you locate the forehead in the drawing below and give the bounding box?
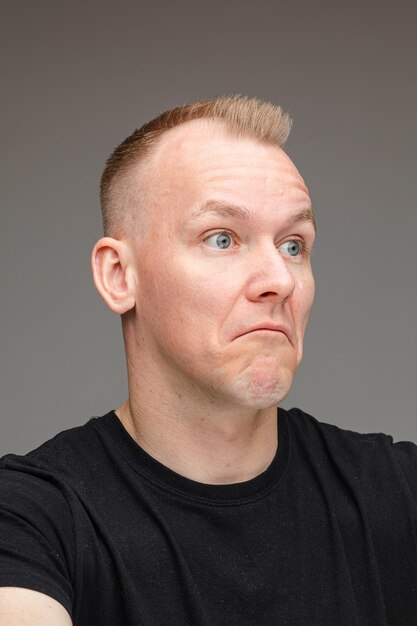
[140,119,311,223]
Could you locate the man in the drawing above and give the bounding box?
[0,96,416,625]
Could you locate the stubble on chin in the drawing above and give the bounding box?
[228,354,296,410]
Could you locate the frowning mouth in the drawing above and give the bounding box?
[235,325,293,345]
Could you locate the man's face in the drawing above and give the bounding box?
[128,121,315,410]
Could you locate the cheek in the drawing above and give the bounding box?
[141,256,226,331]
[294,272,315,328]
[304,272,315,309]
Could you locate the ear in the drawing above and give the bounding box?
[91,237,136,314]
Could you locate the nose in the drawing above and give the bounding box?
[245,246,296,304]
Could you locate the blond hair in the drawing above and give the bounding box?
[100,95,292,235]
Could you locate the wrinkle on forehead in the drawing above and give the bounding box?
[189,199,315,231]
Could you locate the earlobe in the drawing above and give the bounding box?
[91,237,136,314]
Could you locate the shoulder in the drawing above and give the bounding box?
[0,415,108,539]
[0,411,116,485]
[0,411,117,615]
[282,406,417,501]
[0,411,119,535]
[283,405,417,453]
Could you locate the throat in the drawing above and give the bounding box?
[115,401,278,485]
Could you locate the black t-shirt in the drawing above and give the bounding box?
[0,408,416,625]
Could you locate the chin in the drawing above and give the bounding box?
[231,364,294,410]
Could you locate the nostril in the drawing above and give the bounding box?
[260,292,277,297]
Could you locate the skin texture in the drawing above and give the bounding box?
[92,120,316,484]
[0,588,73,625]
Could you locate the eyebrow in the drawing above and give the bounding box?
[190,200,316,231]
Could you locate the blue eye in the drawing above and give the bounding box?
[205,232,233,249]
[280,240,302,257]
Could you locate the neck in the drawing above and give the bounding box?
[116,366,279,485]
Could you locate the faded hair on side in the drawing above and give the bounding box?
[100,95,293,236]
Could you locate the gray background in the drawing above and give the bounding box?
[1,0,416,456]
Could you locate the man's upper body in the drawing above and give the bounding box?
[2,407,417,625]
[1,96,415,624]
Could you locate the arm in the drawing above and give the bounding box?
[0,588,73,626]
[0,466,75,623]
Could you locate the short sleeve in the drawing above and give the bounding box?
[0,463,75,617]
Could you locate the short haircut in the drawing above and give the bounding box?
[100,95,293,236]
